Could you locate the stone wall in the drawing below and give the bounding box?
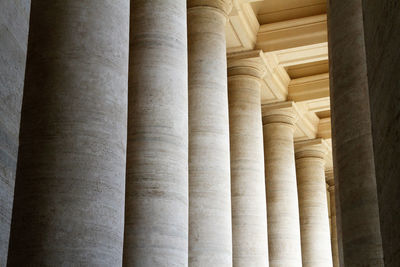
[363,1,400,266]
[0,0,30,264]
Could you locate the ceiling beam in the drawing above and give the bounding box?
[256,14,327,52]
[273,42,328,67]
[288,73,329,102]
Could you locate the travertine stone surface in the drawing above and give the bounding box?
[124,1,188,266]
[326,172,339,267]
[363,1,400,266]
[295,139,333,267]
[228,63,269,267]
[188,1,233,266]
[187,0,233,16]
[327,0,384,265]
[7,0,129,265]
[0,0,30,265]
[262,102,302,267]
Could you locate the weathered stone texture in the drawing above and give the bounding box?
[263,109,302,267]
[0,0,30,265]
[328,0,384,265]
[123,1,189,266]
[363,1,400,266]
[228,66,268,267]
[295,141,333,267]
[188,1,233,265]
[7,1,129,265]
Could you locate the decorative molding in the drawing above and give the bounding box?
[288,73,330,102]
[256,14,327,52]
[274,42,328,67]
[317,117,332,139]
[227,50,289,103]
[226,0,261,52]
[261,101,299,126]
[188,0,233,16]
[306,98,331,113]
[294,102,319,141]
[325,169,334,186]
[294,138,330,160]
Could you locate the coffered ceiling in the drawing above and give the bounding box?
[226,0,332,171]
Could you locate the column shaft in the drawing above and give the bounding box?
[7,0,129,265]
[228,65,268,267]
[188,1,232,266]
[0,1,31,264]
[328,0,384,265]
[295,140,333,267]
[328,183,340,267]
[262,103,302,267]
[124,0,188,266]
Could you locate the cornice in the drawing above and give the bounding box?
[273,42,328,67]
[226,0,260,52]
[259,52,290,101]
[256,14,327,52]
[288,73,330,102]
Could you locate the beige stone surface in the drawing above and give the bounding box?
[188,1,233,266]
[295,139,332,267]
[124,1,188,266]
[228,62,268,267]
[7,0,129,265]
[326,172,339,267]
[262,102,302,267]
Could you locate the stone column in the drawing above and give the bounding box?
[0,1,30,265]
[326,172,339,267]
[7,0,129,265]
[262,102,302,267]
[228,61,269,267]
[188,1,233,266]
[328,0,384,265]
[295,139,333,267]
[124,1,188,266]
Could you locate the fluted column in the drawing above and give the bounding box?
[124,1,188,266]
[7,1,129,265]
[326,171,339,267]
[188,1,233,266]
[228,61,269,267]
[262,102,302,267]
[295,139,333,267]
[328,0,384,265]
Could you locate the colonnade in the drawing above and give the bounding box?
[4,0,336,266]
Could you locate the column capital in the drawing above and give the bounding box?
[188,0,233,17]
[228,60,266,81]
[294,138,329,162]
[325,169,335,188]
[262,101,298,127]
